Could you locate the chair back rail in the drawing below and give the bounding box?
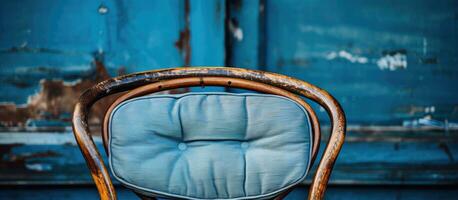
[72,67,346,200]
[101,77,321,200]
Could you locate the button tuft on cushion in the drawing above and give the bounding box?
[178,143,187,150]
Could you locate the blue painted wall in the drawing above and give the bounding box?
[0,0,457,198]
[229,0,458,125]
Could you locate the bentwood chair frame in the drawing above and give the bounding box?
[72,67,346,200]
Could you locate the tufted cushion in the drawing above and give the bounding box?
[108,92,312,200]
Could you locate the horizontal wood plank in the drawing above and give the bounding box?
[1,130,456,185]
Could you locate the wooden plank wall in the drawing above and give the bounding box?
[0,0,226,183]
[226,0,458,185]
[0,0,457,190]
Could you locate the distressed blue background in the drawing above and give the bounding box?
[0,0,457,199]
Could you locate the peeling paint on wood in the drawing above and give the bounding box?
[228,18,244,42]
[226,0,262,70]
[0,0,457,194]
[0,61,115,128]
[1,130,457,185]
[325,50,369,64]
[263,0,458,124]
[0,143,60,173]
[377,49,408,71]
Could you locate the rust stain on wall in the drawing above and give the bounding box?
[0,104,33,127]
[175,28,191,65]
[175,0,191,66]
[172,0,192,94]
[0,61,119,130]
[0,144,61,172]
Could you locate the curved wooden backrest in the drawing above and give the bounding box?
[101,77,321,162]
[102,77,322,200]
[72,67,346,200]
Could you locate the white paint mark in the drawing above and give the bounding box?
[98,5,108,14]
[0,132,102,145]
[376,53,407,71]
[228,20,243,42]
[63,79,82,86]
[326,50,368,64]
[26,163,53,171]
[402,116,458,129]
[233,28,243,41]
[425,106,435,114]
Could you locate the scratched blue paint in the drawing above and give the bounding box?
[0,0,456,123]
[261,0,458,125]
[227,0,261,70]
[0,0,230,103]
[102,0,186,72]
[0,0,98,104]
[0,0,227,103]
[0,0,99,104]
[1,132,456,185]
[0,1,457,198]
[225,0,263,94]
[0,0,104,51]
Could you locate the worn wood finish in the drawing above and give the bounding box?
[73,104,117,200]
[72,67,346,200]
[101,77,321,163]
[101,77,321,200]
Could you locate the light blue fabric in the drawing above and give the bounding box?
[108,92,312,200]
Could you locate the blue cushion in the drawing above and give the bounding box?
[108,92,312,200]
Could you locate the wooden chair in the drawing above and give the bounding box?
[72,67,346,200]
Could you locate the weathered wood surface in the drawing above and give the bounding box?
[1,1,456,127]
[1,130,457,185]
[0,0,457,192]
[0,0,229,128]
[258,0,458,125]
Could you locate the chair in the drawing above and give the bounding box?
[72,67,346,200]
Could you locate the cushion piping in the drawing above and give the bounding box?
[108,92,313,200]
